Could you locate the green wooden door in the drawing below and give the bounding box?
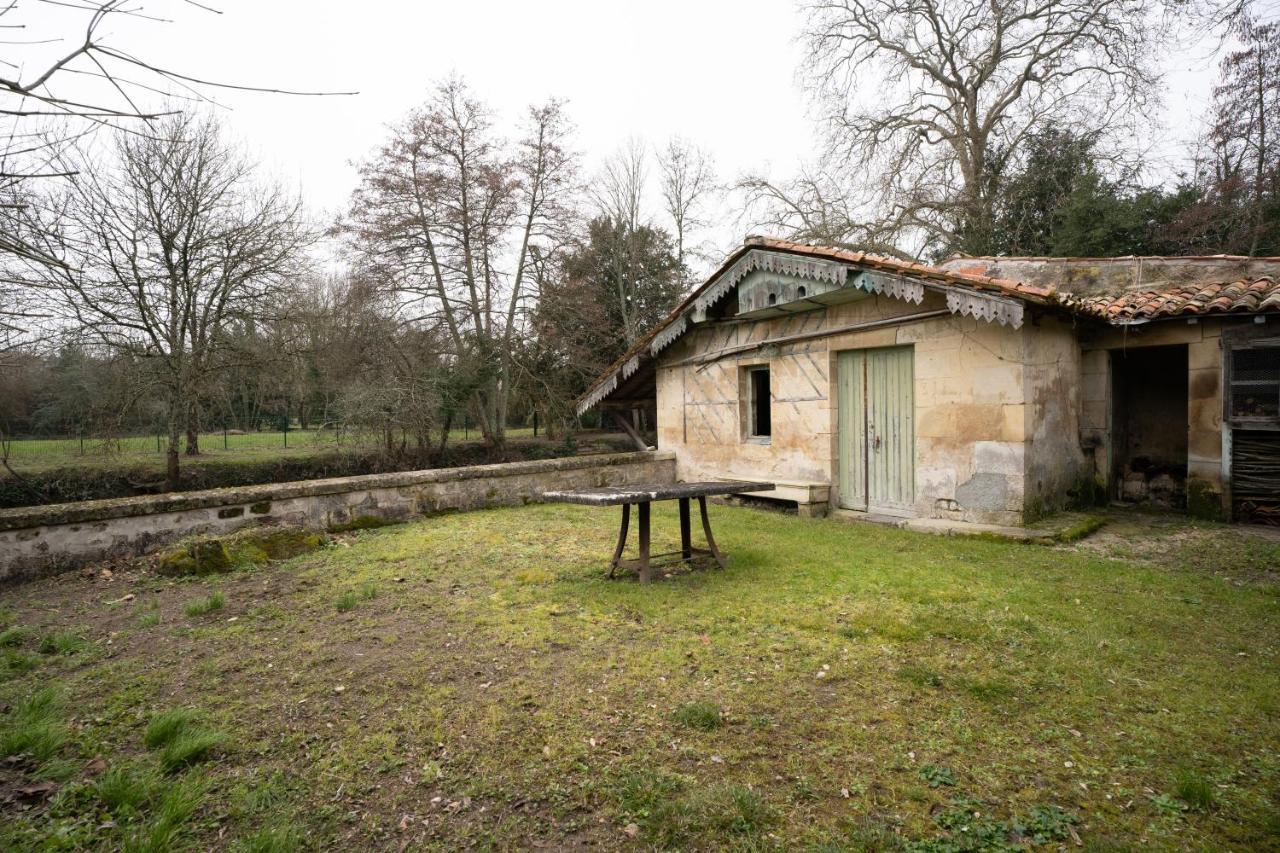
[837,347,915,514]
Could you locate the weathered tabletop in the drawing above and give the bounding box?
[541,481,775,582]
[541,480,775,506]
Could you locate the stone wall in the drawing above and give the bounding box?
[1022,315,1089,517]
[0,451,676,581]
[655,290,1068,525]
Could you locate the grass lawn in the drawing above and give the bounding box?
[3,427,539,474]
[0,505,1277,850]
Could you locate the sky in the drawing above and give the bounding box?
[12,0,1234,266]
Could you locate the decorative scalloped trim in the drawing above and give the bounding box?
[576,373,618,416]
[860,271,924,304]
[650,314,688,357]
[946,291,1024,328]
[693,250,848,315]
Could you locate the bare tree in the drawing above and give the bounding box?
[344,79,577,449]
[0,1,350,264]
[734,161,916,258]
[1204,15,1280,255]
[593,138,647,231]
[22,114,311,489]
[752,0,1180,257]
[656,137,717,274]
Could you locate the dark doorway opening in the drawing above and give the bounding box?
[1111,344,1189,507]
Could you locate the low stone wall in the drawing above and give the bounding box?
[0,451,677,581]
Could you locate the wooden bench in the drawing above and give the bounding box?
[731,481,831,518]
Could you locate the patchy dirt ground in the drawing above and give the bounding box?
[1,505,1278,851]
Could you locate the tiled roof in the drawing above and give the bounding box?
[745,237,1058,301]
[1071,276,1280,321]
[575,237,1280,413]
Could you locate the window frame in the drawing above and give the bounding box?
[742,364,773,443]
[1226,338,1280,429]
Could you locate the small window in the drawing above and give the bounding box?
[1230,346,1280,420]
[797,286,807,298]
[746,366,772,439]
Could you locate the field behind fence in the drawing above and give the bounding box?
[3,425,541,472]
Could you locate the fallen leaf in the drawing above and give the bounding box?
[16,781,58,800]
[623,823,640,837]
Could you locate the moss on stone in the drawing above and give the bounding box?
[156,539,233,576]
[1054,515,1107,543]
[328,515,396,533]
[224,527,327,563]
[1186,478,1225,521]
[157,527,325,575]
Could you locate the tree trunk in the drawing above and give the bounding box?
[184,399,200,456]
[436,412,453,459]
[166,405,182,492]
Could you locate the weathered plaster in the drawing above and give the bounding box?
[656,291,1078,526]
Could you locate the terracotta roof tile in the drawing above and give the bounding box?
[1071,276,1280,321]
[575,237,1280,412]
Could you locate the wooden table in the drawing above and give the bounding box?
[541,481,775,582]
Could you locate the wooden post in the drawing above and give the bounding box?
[637,501,651,583]
[608,503,631,578]
[698,497,727,570]
[678,498,692,560]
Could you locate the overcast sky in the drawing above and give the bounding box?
[16,0,1232,264]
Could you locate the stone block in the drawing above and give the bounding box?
[1001,405,1027,442]
[955,472,1009,512]
[973,441,1024,476]
[1080,400,1108,431]
[1188,340,1221,371]
[916,407,956,438]
[972,365,1024,404]
[1188,366,1220,403]
[1081,369,1107,403]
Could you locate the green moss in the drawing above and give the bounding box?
[156,539,232,576]
[158,528,325,576]
[1055,515,1107,543]
[226,528,326,562]
[1187,478,1226,521]
[328,514,396,533]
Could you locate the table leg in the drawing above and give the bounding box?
[608,503,631,578]
[637,501,652,583]
[698,496,727,569]
[678,498,692,561]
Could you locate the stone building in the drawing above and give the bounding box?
[577,237,1280,526]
